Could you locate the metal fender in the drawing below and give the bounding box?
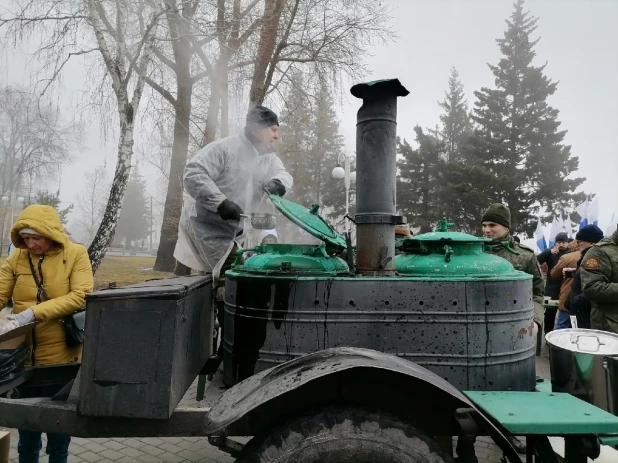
[204,347,521,463]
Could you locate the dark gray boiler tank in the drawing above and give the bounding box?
[223,205,537,392]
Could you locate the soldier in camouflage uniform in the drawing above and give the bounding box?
[481,204,545,327]
[581,228,618,334]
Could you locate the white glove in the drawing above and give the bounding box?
[5,308,35,326]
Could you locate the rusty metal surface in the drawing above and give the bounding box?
[355,224,397,275]
[353,80,408,273]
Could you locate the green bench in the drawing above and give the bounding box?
[465,390,618,462]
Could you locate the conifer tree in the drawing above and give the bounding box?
[279,83,349,220]
[469,0,585,233]
[116,167,150,248]
[397,126,445,227]
[29,190,73,228]
[438,67,472,162]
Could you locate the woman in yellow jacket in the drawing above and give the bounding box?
[0,205,93,463]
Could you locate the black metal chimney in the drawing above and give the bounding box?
[351,79,409,275]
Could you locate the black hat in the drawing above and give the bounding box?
[554,232,569,243]
[575,225,604,243]
[246,105,279,128]
[481,203,511,229]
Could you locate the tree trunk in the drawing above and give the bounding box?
[248,0,286,108]
[88,105,135,273]
[220,63,229,137]
[153,78,193,272]
[201,79,221,147]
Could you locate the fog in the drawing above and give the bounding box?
[1,0,616,237]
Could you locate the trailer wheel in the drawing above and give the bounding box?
[236,405,454,463]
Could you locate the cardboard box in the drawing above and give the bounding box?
[0,313,32,349]
[0,430,9,463]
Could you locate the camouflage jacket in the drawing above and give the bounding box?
[487,234,545,325]
[581,229,618,333]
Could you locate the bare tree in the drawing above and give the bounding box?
[74,166,108,245]
[149,0,393,270]
[144,0,263,271]
[0,86,78,195]
[1,0,167,272]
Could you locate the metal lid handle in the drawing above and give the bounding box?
[572,335,604,353]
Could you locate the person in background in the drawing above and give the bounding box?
[568,225,604,329]
[0,205,93,463]
[580,226,618,334]
[259,229,278,245]
[550,240,582,329]
[537,232,570,334]
[394,225,412,255]
[243,229,279,262]
[478,203,543,456]
[481,204,544,328]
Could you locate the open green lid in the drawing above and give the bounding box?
[267,193,347,253]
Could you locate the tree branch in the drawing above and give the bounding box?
[143,75,177,106]
[38,48,100,96]
[125,6,170,85]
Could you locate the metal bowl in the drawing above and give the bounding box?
[249,213,276,230]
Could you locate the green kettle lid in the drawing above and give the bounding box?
[411,218,491,244]
[267,193,347,253]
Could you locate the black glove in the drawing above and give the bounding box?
[217,199,243,221]
[265,179,286,196]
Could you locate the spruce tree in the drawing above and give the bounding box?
[116,167,150,248]
[279,84,349,220]
[469,0,585,234]
[29,190,74,228]
[397,126,445,228]
[438,67,472,162]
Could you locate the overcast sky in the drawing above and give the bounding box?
[2,0,617,234]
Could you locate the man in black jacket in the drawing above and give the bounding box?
[537,232,570,334]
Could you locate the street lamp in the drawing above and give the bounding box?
[332,152,356,235]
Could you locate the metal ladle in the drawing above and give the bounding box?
[240,213,276,230]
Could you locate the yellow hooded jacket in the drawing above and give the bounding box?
[0,205,94,365]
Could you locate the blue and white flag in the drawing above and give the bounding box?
[606,213,617,237]
[589,197,599,226]
[565,214,573,239]
[535,219,547,252]
[575,200,589,228]
[549,217,560,248]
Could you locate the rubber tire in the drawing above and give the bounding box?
[237,405,455,463]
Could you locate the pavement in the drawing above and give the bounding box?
[3,347,553,463]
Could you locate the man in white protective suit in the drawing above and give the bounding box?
[174,105,292,356]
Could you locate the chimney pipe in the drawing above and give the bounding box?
[351,79,409,276]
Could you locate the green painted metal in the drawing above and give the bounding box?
[599,434,618,446]
[267,193,347,253]
[233,243,349,275]
[395,218,528,280]
[535,380,553,393]
[464,391,618,435]
[224,271,531,282]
